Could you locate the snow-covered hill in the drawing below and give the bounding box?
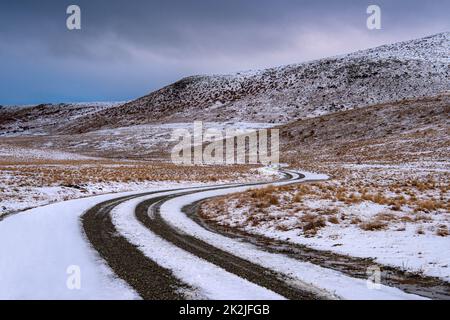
[60,32,449,133]
[0,102,124,136]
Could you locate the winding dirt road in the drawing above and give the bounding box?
[82,170,450,300]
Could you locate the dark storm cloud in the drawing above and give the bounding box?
[0,0,449,104]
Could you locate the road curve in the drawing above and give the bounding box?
[82,170,450,300]
[82,170,327,299]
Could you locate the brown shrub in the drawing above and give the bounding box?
[373,193,388,205]
[345,193,361,204]
[414,214,432,222]
[415,200,439,212]
[436,225,449,237]
[360,219,387,231]
[328,216,340,224]
[293,192,302,203]
[374,212,397,222]
[350,217,362,224]
[301,214,326,235]
[268,195,279,206]
[317,207,339,216]
[400,215,414,223]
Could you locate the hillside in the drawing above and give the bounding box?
[279,93,450,165]
[0,102,123,137]
[60,32,449,134]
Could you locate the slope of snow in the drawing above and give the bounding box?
[0,102,123,137]
[346,32,450,63]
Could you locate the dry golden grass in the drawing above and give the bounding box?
[201,163,449,238]
[415,199,442,212]
[328,215,340,224]
[360,219,388,231]
[436,225,449,237]
[301,214,326,236]
[0,159,262,187]
[198,143,449,238]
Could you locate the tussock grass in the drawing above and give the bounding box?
[200,155,449,240]
[0,160,261,187]
[436,225,449,237]
[360,220,388,231]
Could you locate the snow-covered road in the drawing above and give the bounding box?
[0,169,441,300]
[0,191,141,299]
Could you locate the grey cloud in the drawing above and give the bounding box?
[0,0,448,104]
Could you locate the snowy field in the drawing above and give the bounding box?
[0,144,270,217]
[201,164,450,281]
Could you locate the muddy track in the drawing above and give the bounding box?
[185,201,450,300]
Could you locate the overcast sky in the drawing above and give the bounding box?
[0,0,448,105]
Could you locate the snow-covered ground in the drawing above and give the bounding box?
[74,121,276,152]
[0,168,442,299]
[0,121,278,160]
[0,167,273,217]
[211,198,450,280]
[0,180,175,217]
[0,182,252,299]
[0,145,273,217]
[281,216,450,281]
[202,165,450,282]
[0,170,288,300]
[0,144,96,161]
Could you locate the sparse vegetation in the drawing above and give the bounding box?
[360,220,388,231]
[0,158,268,216]
[200,161,449,241]
[436,225,449,237]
